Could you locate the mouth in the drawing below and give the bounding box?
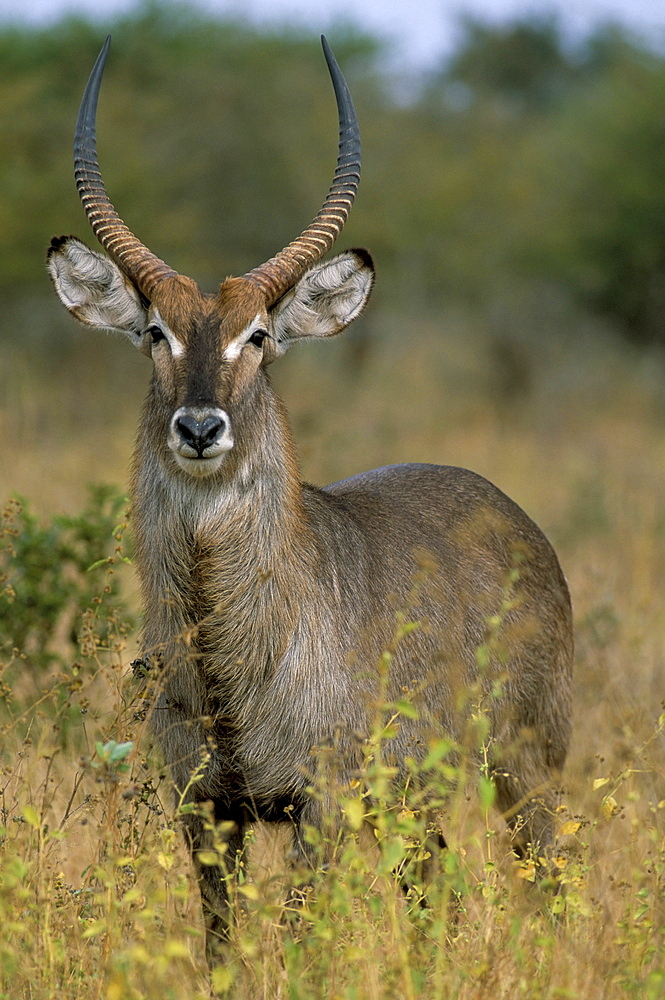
[171,451,230,478]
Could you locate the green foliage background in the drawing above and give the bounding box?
[2,1,665,344]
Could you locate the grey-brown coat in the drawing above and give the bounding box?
[48,35,573,959]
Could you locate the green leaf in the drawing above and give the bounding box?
[478,774,496,810]
[82,919,107,940]
[86,558,110,572]
[394,699,420,720]
[422,738,454,770]
[108,741,134,763]
[211,966,234,993]
[342,797,365,831]
[21,805,40,829]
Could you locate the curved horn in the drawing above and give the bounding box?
[74,35,178,298]
[244,36,361,305]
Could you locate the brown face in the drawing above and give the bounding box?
[147,275,271,479]
[48,235,375,484]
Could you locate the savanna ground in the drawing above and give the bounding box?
[1,289,664,999]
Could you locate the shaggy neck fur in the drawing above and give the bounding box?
[130,372,313,713]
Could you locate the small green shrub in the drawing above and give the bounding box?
[0,484,133,674]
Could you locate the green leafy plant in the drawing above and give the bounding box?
[0,484,134,675]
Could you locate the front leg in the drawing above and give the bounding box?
[182,806,246,962]
[144,667,246,959]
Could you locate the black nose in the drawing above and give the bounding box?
[176,413,226,457]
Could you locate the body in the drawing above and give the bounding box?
[48,35,573,961]
[132,407,572,940]
[136,456,571,813]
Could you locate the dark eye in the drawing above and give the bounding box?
[248,329,267,349]
[147,324,165,345]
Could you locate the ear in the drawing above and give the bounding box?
[47,236,149,351]
[270,249,374,355]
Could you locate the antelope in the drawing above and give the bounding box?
[48,36,573,957]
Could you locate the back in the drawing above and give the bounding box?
[318,462,570,643]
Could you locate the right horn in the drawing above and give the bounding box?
[243,36,361,306]
[74,35,179,299]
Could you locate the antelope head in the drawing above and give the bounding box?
[48,36,374,479]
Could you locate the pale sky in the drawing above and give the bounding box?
[2,0,665,70]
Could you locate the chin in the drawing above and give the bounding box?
[173,453,228,478]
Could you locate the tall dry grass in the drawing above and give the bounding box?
[1,298,664,997]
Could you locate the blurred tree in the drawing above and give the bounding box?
[442,15,577,112]
[416,17,665,345]
[545,32,665,344]
[2,3,665,348]
[0,2,381,297]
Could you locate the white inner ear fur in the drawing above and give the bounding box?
[270,251,374,352]
[48,237,147,341]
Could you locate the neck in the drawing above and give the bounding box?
[130,379,311,688]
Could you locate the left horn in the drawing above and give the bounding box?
[243,36,361,306]
[74,35,179,299]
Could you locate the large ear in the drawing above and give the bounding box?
[47,236,149,350]
[270,249,374,355]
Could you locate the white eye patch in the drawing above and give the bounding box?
[223,314,267,361]
[149,308,185,357]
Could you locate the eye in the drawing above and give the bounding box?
[147,324,166,345]
[248,329,267,349]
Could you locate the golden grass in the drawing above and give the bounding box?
[1,302,664,997]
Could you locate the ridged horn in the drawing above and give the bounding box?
[74,35,179,298]
[243,35,361,306]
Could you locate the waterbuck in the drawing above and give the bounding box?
[48,36,573,955]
